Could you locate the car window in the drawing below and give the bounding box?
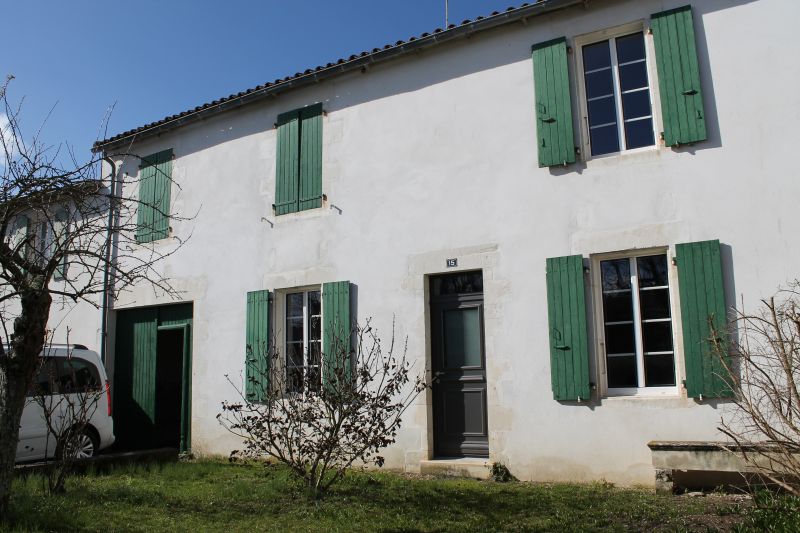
[57,357,101,393]
[28,358,59,397]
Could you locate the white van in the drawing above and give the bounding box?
[16,345,115,462]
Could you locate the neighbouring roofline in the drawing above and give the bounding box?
[93,0,587,153]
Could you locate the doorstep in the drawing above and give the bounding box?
[419,457,490,479]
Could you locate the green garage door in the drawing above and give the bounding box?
[114,303,193,452]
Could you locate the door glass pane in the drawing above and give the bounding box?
[443,308,482,368]
[642,321,674,353]
[639,289,670,320]
[624,118,655,150]
[582,40,611,72]
[431,271,483,296]
[584,69,614,99]
[621,91,651,120]
[637,255,668,287]
[604,323,635,354]
[601,259,631,291]
[618,61,648,92]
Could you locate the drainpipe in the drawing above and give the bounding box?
[100,155,117,364]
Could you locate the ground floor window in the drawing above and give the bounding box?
[599,252,676,394]
[285,290,322,392]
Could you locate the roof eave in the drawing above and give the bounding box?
[93,0,586,154]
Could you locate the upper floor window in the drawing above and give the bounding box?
[531,5,708,167]
[274,103,323,216]
[580,31,656,157]
[136,149,173,243]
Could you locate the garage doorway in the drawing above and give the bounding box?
[114,303,192,452]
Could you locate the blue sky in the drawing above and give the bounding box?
[3,1,522,158]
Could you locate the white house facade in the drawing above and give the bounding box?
[49,0,799,485]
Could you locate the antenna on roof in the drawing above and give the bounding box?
[445,0,449,27]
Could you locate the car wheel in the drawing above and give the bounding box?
[58,428,99,460]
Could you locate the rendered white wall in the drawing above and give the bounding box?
[55,0,799,484]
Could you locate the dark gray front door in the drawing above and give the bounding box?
[430,271,488,458]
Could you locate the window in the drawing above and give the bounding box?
[546,240,729,402]
[285,290,322,392]
[136,149,173,243]
[532,6,708,167]
[274,103,323,216]
[598,253,676,395]
[579,30,656,157]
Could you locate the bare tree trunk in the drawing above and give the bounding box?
[0,289,51,517]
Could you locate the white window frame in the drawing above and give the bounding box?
[591,247,681,397]
[277,286,323,393]
[573,20,663,160]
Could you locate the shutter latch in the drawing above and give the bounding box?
[682,89,698,96]
[542,117,556,123]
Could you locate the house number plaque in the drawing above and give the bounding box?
[446,258,458,268]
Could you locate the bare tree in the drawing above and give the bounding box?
[712,283,800,495]
[218,318,428,499]
[0,76,187,515]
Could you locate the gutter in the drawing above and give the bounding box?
[93,0,586,153]
[99,156,117,364]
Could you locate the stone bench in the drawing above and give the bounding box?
[647,440,783,494]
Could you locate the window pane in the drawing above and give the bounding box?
[286,343,304,367]
[615,32,646,64]
[621,91,652,121]
[286,293,303,318]
[308,290,321,316]
[443,307,482,368]
[605,323,635,354]
[607,355,637,388]
[307,366,321,391]
[585,69,614,100]
[623,118,655,150]
[582,40,611,72]
[287,367,303,393]
[640,289,671,320]
[286,317,303,343]
[587,97,618,127]
[602,292,633,323]
[590,124,620,156]
[309,316,321,341]
[308,342,321,367]
[637,255,669,287]
[618,62,649,92]
[644,354,676,386]
[601,259,631,291]
[642,321,674,353]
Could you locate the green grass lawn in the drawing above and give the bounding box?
[4,460,748,532]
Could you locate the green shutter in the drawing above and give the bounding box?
[532,37,576,167]
[322,281,351,386]
[246,290,271,401]
[676,239,731,398]
[113,307,159,448]
[651,5,707,146]
[546,255,591,401]
[299,103,323,211]
[136,149,172,242]
[275,110,300,215]
[11,214,30,258]
[53,208,68,280]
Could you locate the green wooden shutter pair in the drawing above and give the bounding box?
[545,240,730,401]
[136,149,173,243]
[531,5,707,166]
[245,290,271,401]
[274,103,323,215]
[322,281,352,386]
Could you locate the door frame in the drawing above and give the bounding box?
[427,270,489,458]
[157,323,192,454]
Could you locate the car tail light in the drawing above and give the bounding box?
[105,380,112,416]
